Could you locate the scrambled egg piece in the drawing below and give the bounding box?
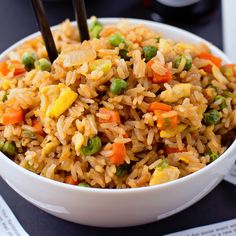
[72,132,84,152]
[174,43,196,54]
[150,165,180,186]
[89,59,112,74]
[40,83,78,118]
[159,39,172,54]
[42,136,60,156]
[0,79,12,90]
[160,124,187,138]
[179,157,190,164]
[160,83,192,103]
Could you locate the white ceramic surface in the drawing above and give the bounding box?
[0,18,236,228]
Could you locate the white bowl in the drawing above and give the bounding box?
[0,18,235,228]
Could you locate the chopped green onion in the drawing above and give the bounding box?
[78,182,90,187]
[156,37,161,43]
[223,91,236,99]
[157,159,168,170]
[119,49,130,61]
[89,19,103,39]
[214,95,227,110]
[205,150,219,163]
[91,25,103,38]
[0,139,5,150]
[22,130,36,139]
[116,163,132,177]
[80,136,102,156]
[2,93,7,102]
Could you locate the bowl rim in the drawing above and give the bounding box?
[0,17,235,194]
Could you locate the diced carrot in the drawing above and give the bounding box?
[110,143,126,165]
[164,147,186,155]
[98,108,121,124]
[11,60,26,76]
[147,60,173,83]
[0,62,10,76]
[32,119,45,136]
[198,52,222,73]
[147,102,172,112]
[64,175,79,185]
[123,133,129,138]
[155,110,179,130]
[3,108,24,125]
[0,61,26,77]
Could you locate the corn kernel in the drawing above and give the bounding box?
[150,166,180,185]
[72,132,84,152]
[89,59,112,74]
[40,83,78,118]
[160,124,187,138]
[160,83,191,103]
[42,137,59,156]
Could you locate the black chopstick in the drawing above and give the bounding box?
[73,0,90,42]
[30,0,58,63]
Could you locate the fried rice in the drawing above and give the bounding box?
[0,17,236,188]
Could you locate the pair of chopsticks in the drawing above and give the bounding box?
[31,0,90,63]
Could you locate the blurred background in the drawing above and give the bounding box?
[1,1,236,236]
[0,0,222,52]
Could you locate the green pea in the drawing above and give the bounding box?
[35,58,51,72]
[214,95,227,110]
[80,136,102,156]
[22,52,37,70]
[2,141,17,156]
[2,93,7,102]
[116,163,132,177]
[22,130,36,139]
[175,55,192,71]
[203,109,220,125]
[119,49,130,61]
[143,46,157,61]
[205,150,219,163]
[109,34,125,47]
[78,182,90,187]
[110,78,127,95]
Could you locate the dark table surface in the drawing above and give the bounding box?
[1,0,236,235]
